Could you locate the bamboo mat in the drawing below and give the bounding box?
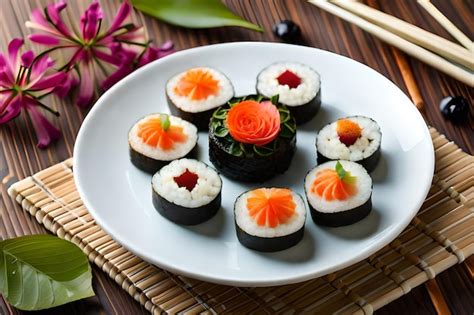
[7,127,473,315]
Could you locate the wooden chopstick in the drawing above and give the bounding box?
[391,48,424,110]
[334,0,473,71]
[307,0,474,87]
[417,0,474,52]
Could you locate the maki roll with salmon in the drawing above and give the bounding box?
[234,188,306,252]
[209,95,297,182]
[316,116,381,172]
[152,159,222,225]
[256,62,321,124]
[129,114,198,174]
[305,161,372,227]
[166,67,234,130]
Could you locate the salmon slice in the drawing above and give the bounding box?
[311,169,357,201]
[174,69,220,100]
[246,188,296,227]
[137,117,187,150]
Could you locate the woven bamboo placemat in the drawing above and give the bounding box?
[7,127,473,314]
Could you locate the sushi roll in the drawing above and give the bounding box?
[316,116,381,172]
[152,159,222,225]
[256,62,321,124]
[129,113,198,174]
[305,161,372,227]
[209,95,297,182]
[166,67,234,130]
[234,188,306,252]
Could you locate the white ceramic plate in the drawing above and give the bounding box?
[74,42,434,286]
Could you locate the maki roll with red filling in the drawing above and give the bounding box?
[209,95,297,182]
[152,159,222,225]
[316,116,381,172]
[166,67,234,130]
[305,161,372,227]
[234,188,306,252]
[129,114,198,174]
[256,62,321,124]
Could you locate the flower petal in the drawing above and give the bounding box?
[108,0,131,33]
[55,70,79,98]
[101,63,132,91]
[28,54,55,86]
[8,38,23,70]
[28,33,61,45]
[30,71,67,90]
[21,50,35,68]
[138,42,174,67]
[0,53,14,86]
[76,62,95,107]
[46,0,72,37]
[93,48,122,66]
[0,94,22,124]
[26,100,61,149]
[30,8,51,28]
[81,1,103,41]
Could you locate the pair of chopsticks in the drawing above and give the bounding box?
[308,0,474,87]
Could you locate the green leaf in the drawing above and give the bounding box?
[253,145,274,157]
[131,0,263,31]
[0,235,94,311]
[160,113,170,131]
[335,161,357,184]
[270,94,279,105]
[214,125,228,137]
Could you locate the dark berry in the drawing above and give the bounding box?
[273,20,301,42]
[439,95,469,123]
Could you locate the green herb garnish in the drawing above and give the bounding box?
[160,113,171,131]
[335,161,357,184]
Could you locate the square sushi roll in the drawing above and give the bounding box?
[208,95,297,182]
[129,114,198,174]
[152,159,222,225]
[166,67,234,130]
[305,161,372,227]
[316,116,382,172]
[257,62,321,124]
[234,188,306,252]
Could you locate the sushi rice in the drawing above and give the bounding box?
[256,62,320,107]
[166,67,234,113]
[235,189,306,238]
[152,159,222,208]
[305,160,372,213]
[129,114,197,161]
[316,116,381,162]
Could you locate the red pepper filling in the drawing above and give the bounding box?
[277,70,301,89]
[173,169,199,191]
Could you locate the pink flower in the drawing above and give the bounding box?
[0,39,65,149]
[26,0,174,107]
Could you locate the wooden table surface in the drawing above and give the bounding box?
[0,0,472,314]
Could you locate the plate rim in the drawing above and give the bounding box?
[74,41,434,286]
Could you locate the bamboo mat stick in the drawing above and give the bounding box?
[307,0,474,87]
[391,48,424,110]
[334,0,473,70]
[417,0,474,52]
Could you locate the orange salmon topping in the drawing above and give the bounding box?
[311,169,357,201]
[336,119,362,146]
[227,100,280,146]
[174,69,220,100]
[137,117,187,151]
[246,188,296,227]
